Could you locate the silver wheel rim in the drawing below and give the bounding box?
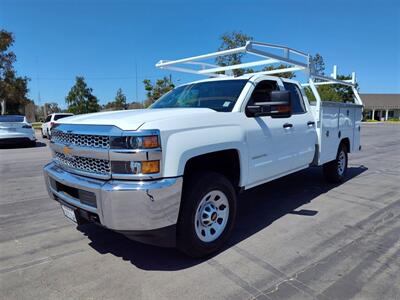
[194,190,229,243]
[337,150,346,175]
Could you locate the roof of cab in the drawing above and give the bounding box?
[177,73,288,87]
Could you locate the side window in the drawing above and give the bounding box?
[247,80,279,106]
[45,116,51,122]
[283,82,306,114]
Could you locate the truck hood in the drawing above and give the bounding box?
[57,108,216,131]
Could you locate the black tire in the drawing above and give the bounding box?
[323,143,348,183]
[177,171,237,258]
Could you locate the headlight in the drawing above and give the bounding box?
[110,131,161,177]
[127,135,159,149]
[111,135,160,149]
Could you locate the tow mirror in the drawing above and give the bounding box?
[245,91,291,118]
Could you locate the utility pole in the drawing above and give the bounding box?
[36,56,41,106]
[43,101,47,117]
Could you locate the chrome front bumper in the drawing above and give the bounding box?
[43,162,182,231]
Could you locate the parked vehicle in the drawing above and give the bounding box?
[43,42,363,257]
[41,113,74,138]
[0,115,36,146]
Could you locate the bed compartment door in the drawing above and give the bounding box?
[319,106,340,164]
[339,106,354,151]
[352,107,362,152]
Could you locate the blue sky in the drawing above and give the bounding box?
[1,0,399,108]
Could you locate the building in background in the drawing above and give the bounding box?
[360,94,400,121]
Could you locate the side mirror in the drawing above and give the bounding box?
[245,91,291,118]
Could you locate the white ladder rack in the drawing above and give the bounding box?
[155,40,363,108]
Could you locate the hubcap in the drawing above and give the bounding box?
[195,190,229,242]
[337,150,346,175]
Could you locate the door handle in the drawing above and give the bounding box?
[307,121,315,126]
[283,123,293,129]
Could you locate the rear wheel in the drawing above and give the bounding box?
[177,171,237,258]
[323,143,348,183]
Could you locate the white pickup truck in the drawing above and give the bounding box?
[43,42,363,257]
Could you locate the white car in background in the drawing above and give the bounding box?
[41,113,74,138]
[0,115,36,146]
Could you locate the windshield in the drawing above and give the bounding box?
[150,80,248,112]
[0,115,24,122]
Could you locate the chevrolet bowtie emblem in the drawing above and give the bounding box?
[63,146,73,156]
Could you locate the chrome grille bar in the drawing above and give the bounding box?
[54,152,111,175]
[52,129,110,149]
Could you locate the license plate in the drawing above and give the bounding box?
[61,205,77,223]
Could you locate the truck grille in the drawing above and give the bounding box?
[52,130,110,149]
[54,152,111,175]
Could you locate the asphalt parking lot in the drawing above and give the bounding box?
[0,123,399,300]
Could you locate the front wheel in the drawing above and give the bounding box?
[323,143,348,183]
[177,171,237,258]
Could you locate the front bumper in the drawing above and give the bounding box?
[43,162,183,232]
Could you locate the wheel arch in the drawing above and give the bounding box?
[340,137,351,153]
[183,149,242,191]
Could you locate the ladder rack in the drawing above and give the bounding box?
[156,40,363,106]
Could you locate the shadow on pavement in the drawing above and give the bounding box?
[78,165,368,271]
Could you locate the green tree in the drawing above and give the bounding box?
[143,76,174,107]
[333,74,359,102]
[127,102,144,109]
[216,31,253,76]
[65,76,100,114]
[45,102,61,114]
[305,75,358,103]
[311,53,325,75]
[114,88,127,110]
[304,54,358,102]
[216,32,295,78]
[104,88,127,110]
[0,30,31,114]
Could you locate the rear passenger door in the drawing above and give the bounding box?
[282,81,317,168]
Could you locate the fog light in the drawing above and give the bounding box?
[111,160,160,175]
[141,160,160,174]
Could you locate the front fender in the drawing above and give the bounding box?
[162,125,248,187]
